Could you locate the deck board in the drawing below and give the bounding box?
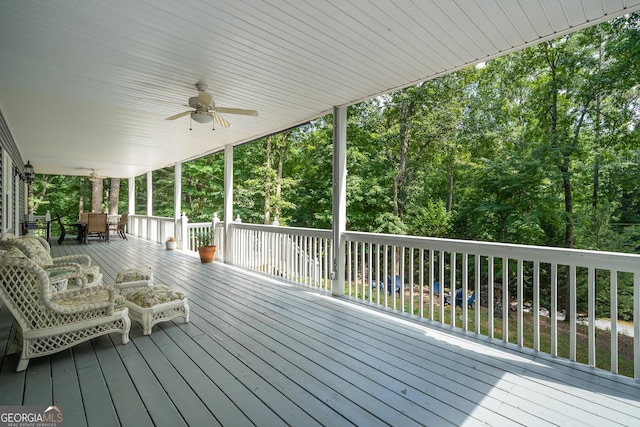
[93,336,154,427]
[2,236,640,426]
[73,339,121,427]
[50,349,88,427]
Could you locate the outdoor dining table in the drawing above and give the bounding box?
[69,221,87,244]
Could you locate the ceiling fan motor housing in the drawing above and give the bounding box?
[191,111,212,123]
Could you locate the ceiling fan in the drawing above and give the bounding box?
[165,83,258,129]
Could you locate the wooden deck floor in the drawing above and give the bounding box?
[2,236,640,426]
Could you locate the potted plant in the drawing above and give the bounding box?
[165,236,177,250]
[194,229,216,263]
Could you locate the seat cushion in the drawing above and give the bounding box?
[82,265,101,284]
[52,289,126,310]
[116,268,153,284]
[126,285,184,308]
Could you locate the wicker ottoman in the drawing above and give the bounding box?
[114,267,154,295]
[125,285,189,335]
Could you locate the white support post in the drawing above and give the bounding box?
[146,171,153,217]
[146,171,153,240]
[174,162,182,241]
[128,177,135,215]
[224,144,234,264]
[13,173,20,234]
[332,105,347,296]
[212,212,220,260]
[180,212,189,251]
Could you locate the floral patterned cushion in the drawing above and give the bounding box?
[116,268,152,283]
[4,246,27,260]
[126,285,184,308]
[16,237,52,266]
[83,265,101,283]
[52,289,126,310]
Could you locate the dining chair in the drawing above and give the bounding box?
[116,212,128,239]
[86,213,109,242]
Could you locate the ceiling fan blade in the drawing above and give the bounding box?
[198,91,213,106]
[212,112,231,128]
[215,107,259,117]
[165,111,192,120]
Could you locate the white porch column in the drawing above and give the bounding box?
[180,212,189,251]
[332,105,347,296]
[146,171,153,217]
[174,162,182,240]
[146,171,153,239]
[128,177,135,214]
[13,172,20,234]
[224,144,234,264]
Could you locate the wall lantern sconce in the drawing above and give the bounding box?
[24,160,35,185]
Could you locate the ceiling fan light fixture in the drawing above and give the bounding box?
[191,111,212,124]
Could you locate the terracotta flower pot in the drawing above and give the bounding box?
[197,245,217,263]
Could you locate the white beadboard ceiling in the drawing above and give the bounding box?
[1,0,639,178]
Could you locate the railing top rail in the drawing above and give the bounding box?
[128,214,176,221]
[345,231,640,273]
[229,222,332,239]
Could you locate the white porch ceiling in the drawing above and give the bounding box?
[1,1,639,178]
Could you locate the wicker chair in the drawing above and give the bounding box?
[4,235,103,287]
[0,253,130,372]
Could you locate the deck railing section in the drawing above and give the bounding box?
[213,220,225,262]
[128,214,215,254]
[184,222,212,250]
[344,231,640,379]
[128,215,177,244]
[228,222,333,291]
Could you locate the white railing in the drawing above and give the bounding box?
[128,214,222,257]
[128,215,178,244]
[229,222,333,291]
[186,221,212,250]
[344,231,640,379]
[226,222,640,379]
[213,220,225,262]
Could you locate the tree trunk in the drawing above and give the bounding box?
[447,147,454,212]
[394,105,410,219]
[32,175,50,213]
[592,151,600,209]
[559,109,588,321]
[264,136,272,224]
[592,40,604,209]
[544,42,574,321]
[592,93,601,209]
[275,132,289,219]
[109,178,120,214]
[560,159,574,249]
[91,179,103,212]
